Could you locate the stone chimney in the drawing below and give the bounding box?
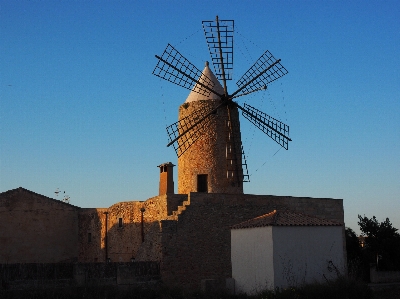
[158,162,175,195]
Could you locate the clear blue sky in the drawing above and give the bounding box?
[1,0,399,234]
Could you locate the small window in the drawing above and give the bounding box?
[88,233,92,243]
[197,174,208,193]
[118,217,123,228]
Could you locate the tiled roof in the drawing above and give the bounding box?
[231,210,341,229]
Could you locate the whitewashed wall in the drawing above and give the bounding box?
[231,226,274,294]
[273,226,345,288]
[231,225,345,294]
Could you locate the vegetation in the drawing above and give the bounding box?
[0,277,374,299]
[345,215,400,281]
[345,227,367,280]
[258,277,372,299]
[357,215,400,271]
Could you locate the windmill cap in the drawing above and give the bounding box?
[185,62,224,103]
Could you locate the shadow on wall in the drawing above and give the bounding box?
[0,187,80,264]
[106,218,162,263]
[79,208,162,263]
[78,193,187,263]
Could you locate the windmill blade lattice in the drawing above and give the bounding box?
[153,44,215,97]
[236,50,288,94]
[202,19,234,81]
[166,104,217,157]
[153,16,292,192]
[240,103,291,150]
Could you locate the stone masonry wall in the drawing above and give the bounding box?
[135,194,187,261]
[160,192,344,291]
[78,208,107,262]
[78,194,186,263]
[0,188,344,291]
[178,100,243,194]
[0,188,80,263]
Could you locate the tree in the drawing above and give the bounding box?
[345,227,365,278]
[358,215,400,270]
[345,227,362,261]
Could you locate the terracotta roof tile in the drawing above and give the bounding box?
[231,210,341,229]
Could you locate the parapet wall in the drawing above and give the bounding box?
[0,187,345,292]
[78,194,188,263]
[160,192,344,290]
[0,188,80,263]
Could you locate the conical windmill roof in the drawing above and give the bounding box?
[185,61,224,103]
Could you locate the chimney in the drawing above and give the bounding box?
[158,162,175,195]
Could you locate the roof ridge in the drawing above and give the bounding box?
[0,187,81,209]
[231,209,341,229]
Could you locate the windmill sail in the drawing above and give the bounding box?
[239,103,291,150]
[166,103,216,157]
[153,16,292,193]
[153,44,215,97]
[202,18,234,81]
[236,50,288,94]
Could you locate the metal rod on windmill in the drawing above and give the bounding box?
[152,16,292,191]
[216,15,228,97]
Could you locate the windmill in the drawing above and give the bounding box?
[153,16,291,194]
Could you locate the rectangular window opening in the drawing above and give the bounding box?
[118,217,123,228]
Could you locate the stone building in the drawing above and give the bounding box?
[0,187,80,263]
[0,182,344,290]
[231,210,345,293]
[177,62,244,194]
[0,65,345,291]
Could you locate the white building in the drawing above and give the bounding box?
[231,210,345,294]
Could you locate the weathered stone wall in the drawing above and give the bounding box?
[78,208,107,262]
[107,201,146,263]
[0,188,80,263]
[178,100,243,194]
[159,192,344,290]
[78,194,186,263]
[166,194,187,216]
[135,194,187,261]
[1,188,345,291]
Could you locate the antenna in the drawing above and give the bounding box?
[55,188,70,204]
[62,194,70,204]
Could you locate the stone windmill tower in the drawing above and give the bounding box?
[177,62,244,194]
[153,17,291,195]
